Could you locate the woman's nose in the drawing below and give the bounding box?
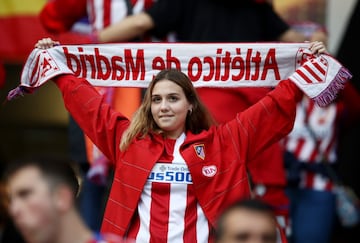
[160,100,169,110]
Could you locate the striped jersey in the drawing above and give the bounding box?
[282,96,339,191]
[126,133,212,243]
[88,0,153,31]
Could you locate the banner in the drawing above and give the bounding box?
[7,42,352,108]
[21,42,315,88]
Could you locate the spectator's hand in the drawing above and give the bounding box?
[35,38,60,49]
[309,41,328,55]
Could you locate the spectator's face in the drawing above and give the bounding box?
[218,208,277,243]
[151,79,192,138]
[6,166,59,243]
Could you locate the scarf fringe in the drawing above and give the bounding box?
[312,67,352,107]
[6,86,32,101]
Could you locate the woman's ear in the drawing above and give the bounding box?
[188,105,193,115]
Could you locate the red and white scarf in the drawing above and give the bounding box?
[7,42,351,106]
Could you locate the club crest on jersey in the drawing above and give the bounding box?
[202,165,217,177]
[194,144,205,160]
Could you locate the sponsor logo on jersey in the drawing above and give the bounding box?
[148,163,192,184]
[202,165,217,177]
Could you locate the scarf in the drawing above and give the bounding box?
[7,42,352,106]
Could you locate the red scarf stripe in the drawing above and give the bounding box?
[313,61,327,75]
[304,64,323,82]
[30,55,41,86]
[295,69,314,84]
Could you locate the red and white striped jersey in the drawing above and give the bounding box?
[126,133,212,242]
[87,0,154,31]
[282,96,340,191]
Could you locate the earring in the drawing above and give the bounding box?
[188,109,193,115]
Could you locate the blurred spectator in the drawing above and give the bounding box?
[3,155,134,243]
[282,81,360,243]
[0,159,26,243]
[280,20,360,243]
[215,198,285,243]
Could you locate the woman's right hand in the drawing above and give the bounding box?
[309,41,329,55]
[35,37,60,49]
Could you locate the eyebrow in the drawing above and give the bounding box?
[234,232,277,240]
[152,92,181,97]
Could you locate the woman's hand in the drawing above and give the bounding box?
[35,38,60,49]
[309,41,329,55]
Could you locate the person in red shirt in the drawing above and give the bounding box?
[92,0,327,237]
[25,38,332,242]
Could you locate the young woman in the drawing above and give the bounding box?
[34,39,329,243]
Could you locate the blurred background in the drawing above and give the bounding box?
[0,0,357,162]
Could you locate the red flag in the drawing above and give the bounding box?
[0,0,91,63]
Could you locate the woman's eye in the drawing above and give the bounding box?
[152,97,161,103]
[168,96,178,102]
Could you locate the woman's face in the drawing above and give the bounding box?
[151,79,192,139]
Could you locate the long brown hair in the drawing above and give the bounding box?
[120,69,216,151]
